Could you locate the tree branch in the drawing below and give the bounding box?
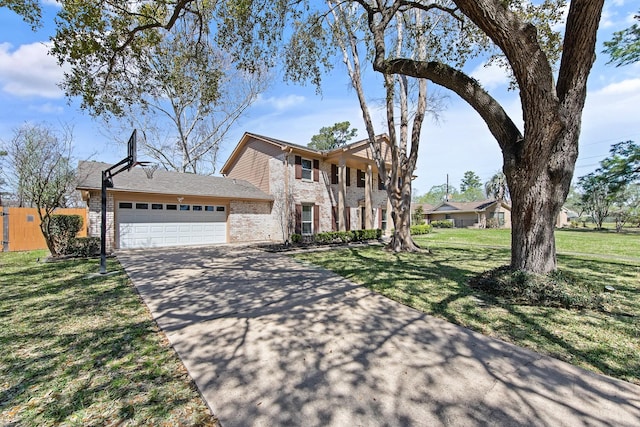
[380,58,522,150]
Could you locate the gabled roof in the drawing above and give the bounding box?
[430,199,510,213]
[221,131,390,175]
[411,203,436,213]
[76,161,273,201]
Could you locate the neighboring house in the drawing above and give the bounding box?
[424,200,512,228]
[221,132,392,240]
[77,132,392,250]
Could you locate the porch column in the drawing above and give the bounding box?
[338,159,347,231]
[365,164,373,229]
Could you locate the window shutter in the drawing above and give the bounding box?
[378,174,385,190]
[313,205,320,233]
[313,159,320,182]
[346,167,351,186]
[346,208,351,230]
[331,164,338,185]
[332,206,338,231]
[357,169,365,188]
[295,156,302,179]
[378,207,382,229]
[295,204,302,234]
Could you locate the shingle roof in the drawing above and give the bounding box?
[432,199,509,212]
[76,161,273,201]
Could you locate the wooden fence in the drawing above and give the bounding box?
[0,207,88,252]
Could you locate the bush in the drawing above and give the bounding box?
[313,229,381,245]
[469,266,607,309]
[431,220,453,228]
[486,218,500,229]
[50,214,84,255]
[291,233,302,243]
[68,237,101,257]
[410,224,432,235]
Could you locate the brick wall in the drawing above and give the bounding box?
[228,200,279,243]
[87,190,115,251]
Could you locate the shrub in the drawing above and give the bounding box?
[291,233,302,243]
[469,266,607,309]
[410,224,432,235]
[486,218,500,229]
[431,220,453,228]
[50,214,84,255]
[312,229,380,245]
[68,237,101,257]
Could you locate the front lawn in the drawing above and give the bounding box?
[417,227,640,260]
[0,251,217,426]
[292,235,640,385]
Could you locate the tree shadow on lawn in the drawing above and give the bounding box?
[0,257,211,426]
[311,246,639,385]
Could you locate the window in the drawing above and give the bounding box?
[216,206,225,212]
[166,204,177,210]
[135,203,148,209]
[151,203,163,210]
[301,158,312,180]
[360,206,366,229]
[492,211,505,226]
[378,174,386,190]
[180,204,190,211]
[119,202,133,209]
[205,205,215,212]
[193,205,203,211]
[331,164,338,185]
[357,169,365,188]
[302,205,313,235]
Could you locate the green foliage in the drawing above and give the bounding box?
[415,184,458,205]
[460,170,481,192]
[67,237,101,257]
[291,233,302,243]
[431,220,453,228]
[308,121,357,150]
[313,229,381,244]
[410,224,432,235]
[603,11,640,67]
[578,141,639,230]
[457,187,485,202]
[469,266,607,310]
[0,0,42,29]
[49,214,83,254]
[412,205,425,225]
[484,171,509,201]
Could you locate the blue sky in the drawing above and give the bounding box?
[1,1,639,196]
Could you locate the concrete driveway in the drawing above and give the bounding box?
[117,245,640,427]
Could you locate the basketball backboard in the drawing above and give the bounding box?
[127,129,137,170]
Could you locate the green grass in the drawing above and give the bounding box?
[418,227,640,260]
[292,231,640,385]
[0,251,217,427]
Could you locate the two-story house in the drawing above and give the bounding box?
[221,132,392,241]
[76,132,392,250]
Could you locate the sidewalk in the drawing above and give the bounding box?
[118,245,640,426]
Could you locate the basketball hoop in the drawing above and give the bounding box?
[140,162,158,179]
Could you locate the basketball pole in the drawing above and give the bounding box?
[100,129,138,274]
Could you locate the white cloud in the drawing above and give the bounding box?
[255,94,306,111]
[470,61,510,90]
[0,42,66,98]
[28,102,64,114]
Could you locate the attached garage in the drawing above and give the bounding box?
[117,201,228,249]
[77,161,274,251]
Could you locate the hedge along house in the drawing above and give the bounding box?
[77,161,273,250]
[221,132,392,240]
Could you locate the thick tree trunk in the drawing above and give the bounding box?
[387,176,420,252]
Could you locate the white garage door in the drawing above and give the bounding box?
[117,201,227,249]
